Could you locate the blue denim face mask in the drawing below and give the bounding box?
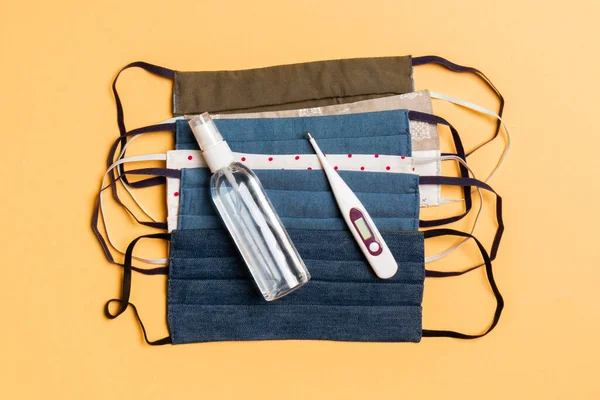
[175,110,412,154]
[104,225,502,345]
[175,110,419,231]
[168,228,425,343]
[178,168,419,232]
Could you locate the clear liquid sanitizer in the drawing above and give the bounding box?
[188,113,310,301]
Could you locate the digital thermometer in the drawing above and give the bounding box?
[306,132,398,279]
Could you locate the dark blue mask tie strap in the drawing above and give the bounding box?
[104,233,172,346]
[92,168,180,267]
[111,61,175,201]
[112,62,175,137]
[412,55,504,157]
[407,111,472,227]
[422,228,504,339]
[100,166,181,231]
[419,175,504,277]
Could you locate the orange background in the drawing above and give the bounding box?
[2,0,599,398]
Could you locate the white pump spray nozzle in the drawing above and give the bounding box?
[188,112,223,150]
[188,112,234,172]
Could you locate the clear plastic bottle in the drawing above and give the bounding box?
[188,113,310,301]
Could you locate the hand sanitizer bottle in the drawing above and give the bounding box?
[188,113,310,301]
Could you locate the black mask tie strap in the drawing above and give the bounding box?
[104,233,172,346]
[412,55,504,157]
[422,228,504,339]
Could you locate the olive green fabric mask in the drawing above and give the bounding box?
[173,56,414,114]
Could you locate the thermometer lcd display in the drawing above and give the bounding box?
[354,217,372,241]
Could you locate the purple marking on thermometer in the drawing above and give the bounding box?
[306,132,398,279]
[349,208,383,256]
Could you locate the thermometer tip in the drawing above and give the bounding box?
[305,132,313,140]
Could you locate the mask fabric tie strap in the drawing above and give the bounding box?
[407,111,471,227]
[420,175,504,274]
[113,62,175,137]
[104,233,172,345]
[421,228,504,339]
[412,55,504,157]
[92,167,181,265]
[111,62,174,198]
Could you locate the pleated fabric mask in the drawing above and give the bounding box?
[166,151,418,232]
[173,56,415,114]
[104,226,503,345]
[210,90,439,153]
[112,55,502,124]
[176,168,419,232]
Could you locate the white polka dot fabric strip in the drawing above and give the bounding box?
[165,151,445,232]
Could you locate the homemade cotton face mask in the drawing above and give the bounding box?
[114,55,502,122]
[176,168,419,232]
[173,110,421,219]
[168,229,425,343]
[175,110,413,152]
[172,56,415,114]
[167,152,417,232]
[105,226,503,345]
